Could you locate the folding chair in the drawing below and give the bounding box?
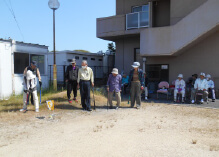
[195,91,208,104]
[157,81,169,99]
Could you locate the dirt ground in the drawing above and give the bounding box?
[0,92,218,157]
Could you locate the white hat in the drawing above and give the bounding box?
[26,70,36,80]
[206,74,211,78]
[70,58,76,64]
[178,74,183,78]
[132,62,140,68]
[200,72,205,77]
[111,68,118,74]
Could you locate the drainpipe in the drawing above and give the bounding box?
[149,1,153,28]
[143,57,147,74]
[11,40,16,95]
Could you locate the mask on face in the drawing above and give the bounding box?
[82,66,87,69]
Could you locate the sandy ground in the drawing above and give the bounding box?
[0,93,218,157]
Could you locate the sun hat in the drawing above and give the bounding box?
[132,62,140,68]
[206,74,211,78]
[200,72,205,77]
[178,74,183,78]
[111,68,118,74]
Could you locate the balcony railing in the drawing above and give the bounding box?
[126,11,149,30]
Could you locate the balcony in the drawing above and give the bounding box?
[126,11,149,30]
[97,14,143,40]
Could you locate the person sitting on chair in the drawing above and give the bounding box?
[191,72,208,104]
[206,74,216,102]
[174,74,185,103]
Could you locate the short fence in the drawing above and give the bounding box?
[48,65,114,87]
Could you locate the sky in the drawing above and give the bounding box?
[0,0,116,53]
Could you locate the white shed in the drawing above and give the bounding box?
[0,39,49,100]
[48,50,106,83]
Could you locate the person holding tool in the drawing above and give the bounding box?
[77,60,94,111]
[107,68,122,110]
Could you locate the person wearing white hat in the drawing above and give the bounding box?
[128,62,144,109]
[107,68,122,109]
[206,74,216,102]
[191,72,208,104]
[20,70,39,113]
[174,74,185,102]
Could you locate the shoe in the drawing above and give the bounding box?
[200,99,204,104]
[212,99,215,102]
[35,109,39,112]
[145,97,148,100]
[68,99,72,103]
[136,106,141,109]
[191,100,195,104]
[20,109,27,113]
[115,107,119,110]
[87,108,92,112]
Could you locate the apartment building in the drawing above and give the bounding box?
[97,0,219,90]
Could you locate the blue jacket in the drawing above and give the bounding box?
[128,68,144,87]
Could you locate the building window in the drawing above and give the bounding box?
[91,58,95,61]
[98,59,102,61]
[132,5,148,13]
[14,53,29,74]
[126,4,149,30]
[31,55,45,74]
[83,57,87,60]
[75,56,79,60]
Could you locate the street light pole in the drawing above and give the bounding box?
[48,0,60,91]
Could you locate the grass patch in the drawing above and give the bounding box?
[0,87,64,113]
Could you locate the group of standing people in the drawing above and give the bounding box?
[65,59,94,111]
[107,62,146,110]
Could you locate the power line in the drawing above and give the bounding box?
[3,0,25,41]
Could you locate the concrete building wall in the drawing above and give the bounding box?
[0,41,13,100]
[115,36,140,75]
[116,0,148,15]
[146,30,219,90]
[170,0,207,25]
[153,0,170,27]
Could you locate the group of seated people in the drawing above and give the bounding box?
[173,72,216,103]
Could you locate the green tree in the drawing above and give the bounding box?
[108,42,116,52]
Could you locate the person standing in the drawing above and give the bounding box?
[65,59,79,103]
[107,68,122,110]
[128,62,144,109]
[22,61,42,106]
[174,74,186,103]
[77,60,94,111]
[206,74,216,102]
[20,69,40,113]
[191,72,208,104]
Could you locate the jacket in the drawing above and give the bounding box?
[128,68,144,87]
[194,78,208,90]
[207,80,215,89]
[175,79,185,90]
[65,65,79,81]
